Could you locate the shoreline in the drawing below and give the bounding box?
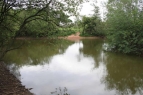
[16,36,103,40]
[16,36,104,42]
[16,32,103,40]
[0,62,33,95]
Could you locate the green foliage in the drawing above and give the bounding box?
[80,16,105,37]
[78,5,106,37]
[0,0,88,59]
[56,28,76,36]
[15,8,73,37]
[108,30,143,55]
[106,0,143,55]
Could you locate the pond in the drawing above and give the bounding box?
[3,39,143,95]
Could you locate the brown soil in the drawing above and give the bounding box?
[59,32,102,41]
[0,62,33,95]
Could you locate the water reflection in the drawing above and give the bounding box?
[80,39,104,68]
[102,52,143,95]
[4,39,143,95]
[4,39,73,65]
[51,87,70,95]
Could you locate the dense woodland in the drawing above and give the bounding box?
[0,0,143,60]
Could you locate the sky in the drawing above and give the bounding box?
[80,0,107,16]
[70,0,108,21]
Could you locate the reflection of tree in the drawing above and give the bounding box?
[51,87,70,95]
[102,52,143,95]
[80,39,103,68]
[6,64,21,80]
[4,39,73,65]
[3,39,73,78]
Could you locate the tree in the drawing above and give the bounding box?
[81,15,105,36]
[81,16,98,36]
[0,0,88,60]
[106,0,143,55]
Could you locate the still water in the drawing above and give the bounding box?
[4,39,143,95]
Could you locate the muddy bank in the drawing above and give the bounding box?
[0,62,33,95]
[16,32,103,41]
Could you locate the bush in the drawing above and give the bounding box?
[81,16,105,37]
[56,28,76,36]
[108,30,143,55]
[106,1,143,55]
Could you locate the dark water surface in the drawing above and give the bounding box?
[4,39,143,95]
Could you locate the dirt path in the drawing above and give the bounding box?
[67,32,80,38]
[62,32,101,41]
[0,62,33,95]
